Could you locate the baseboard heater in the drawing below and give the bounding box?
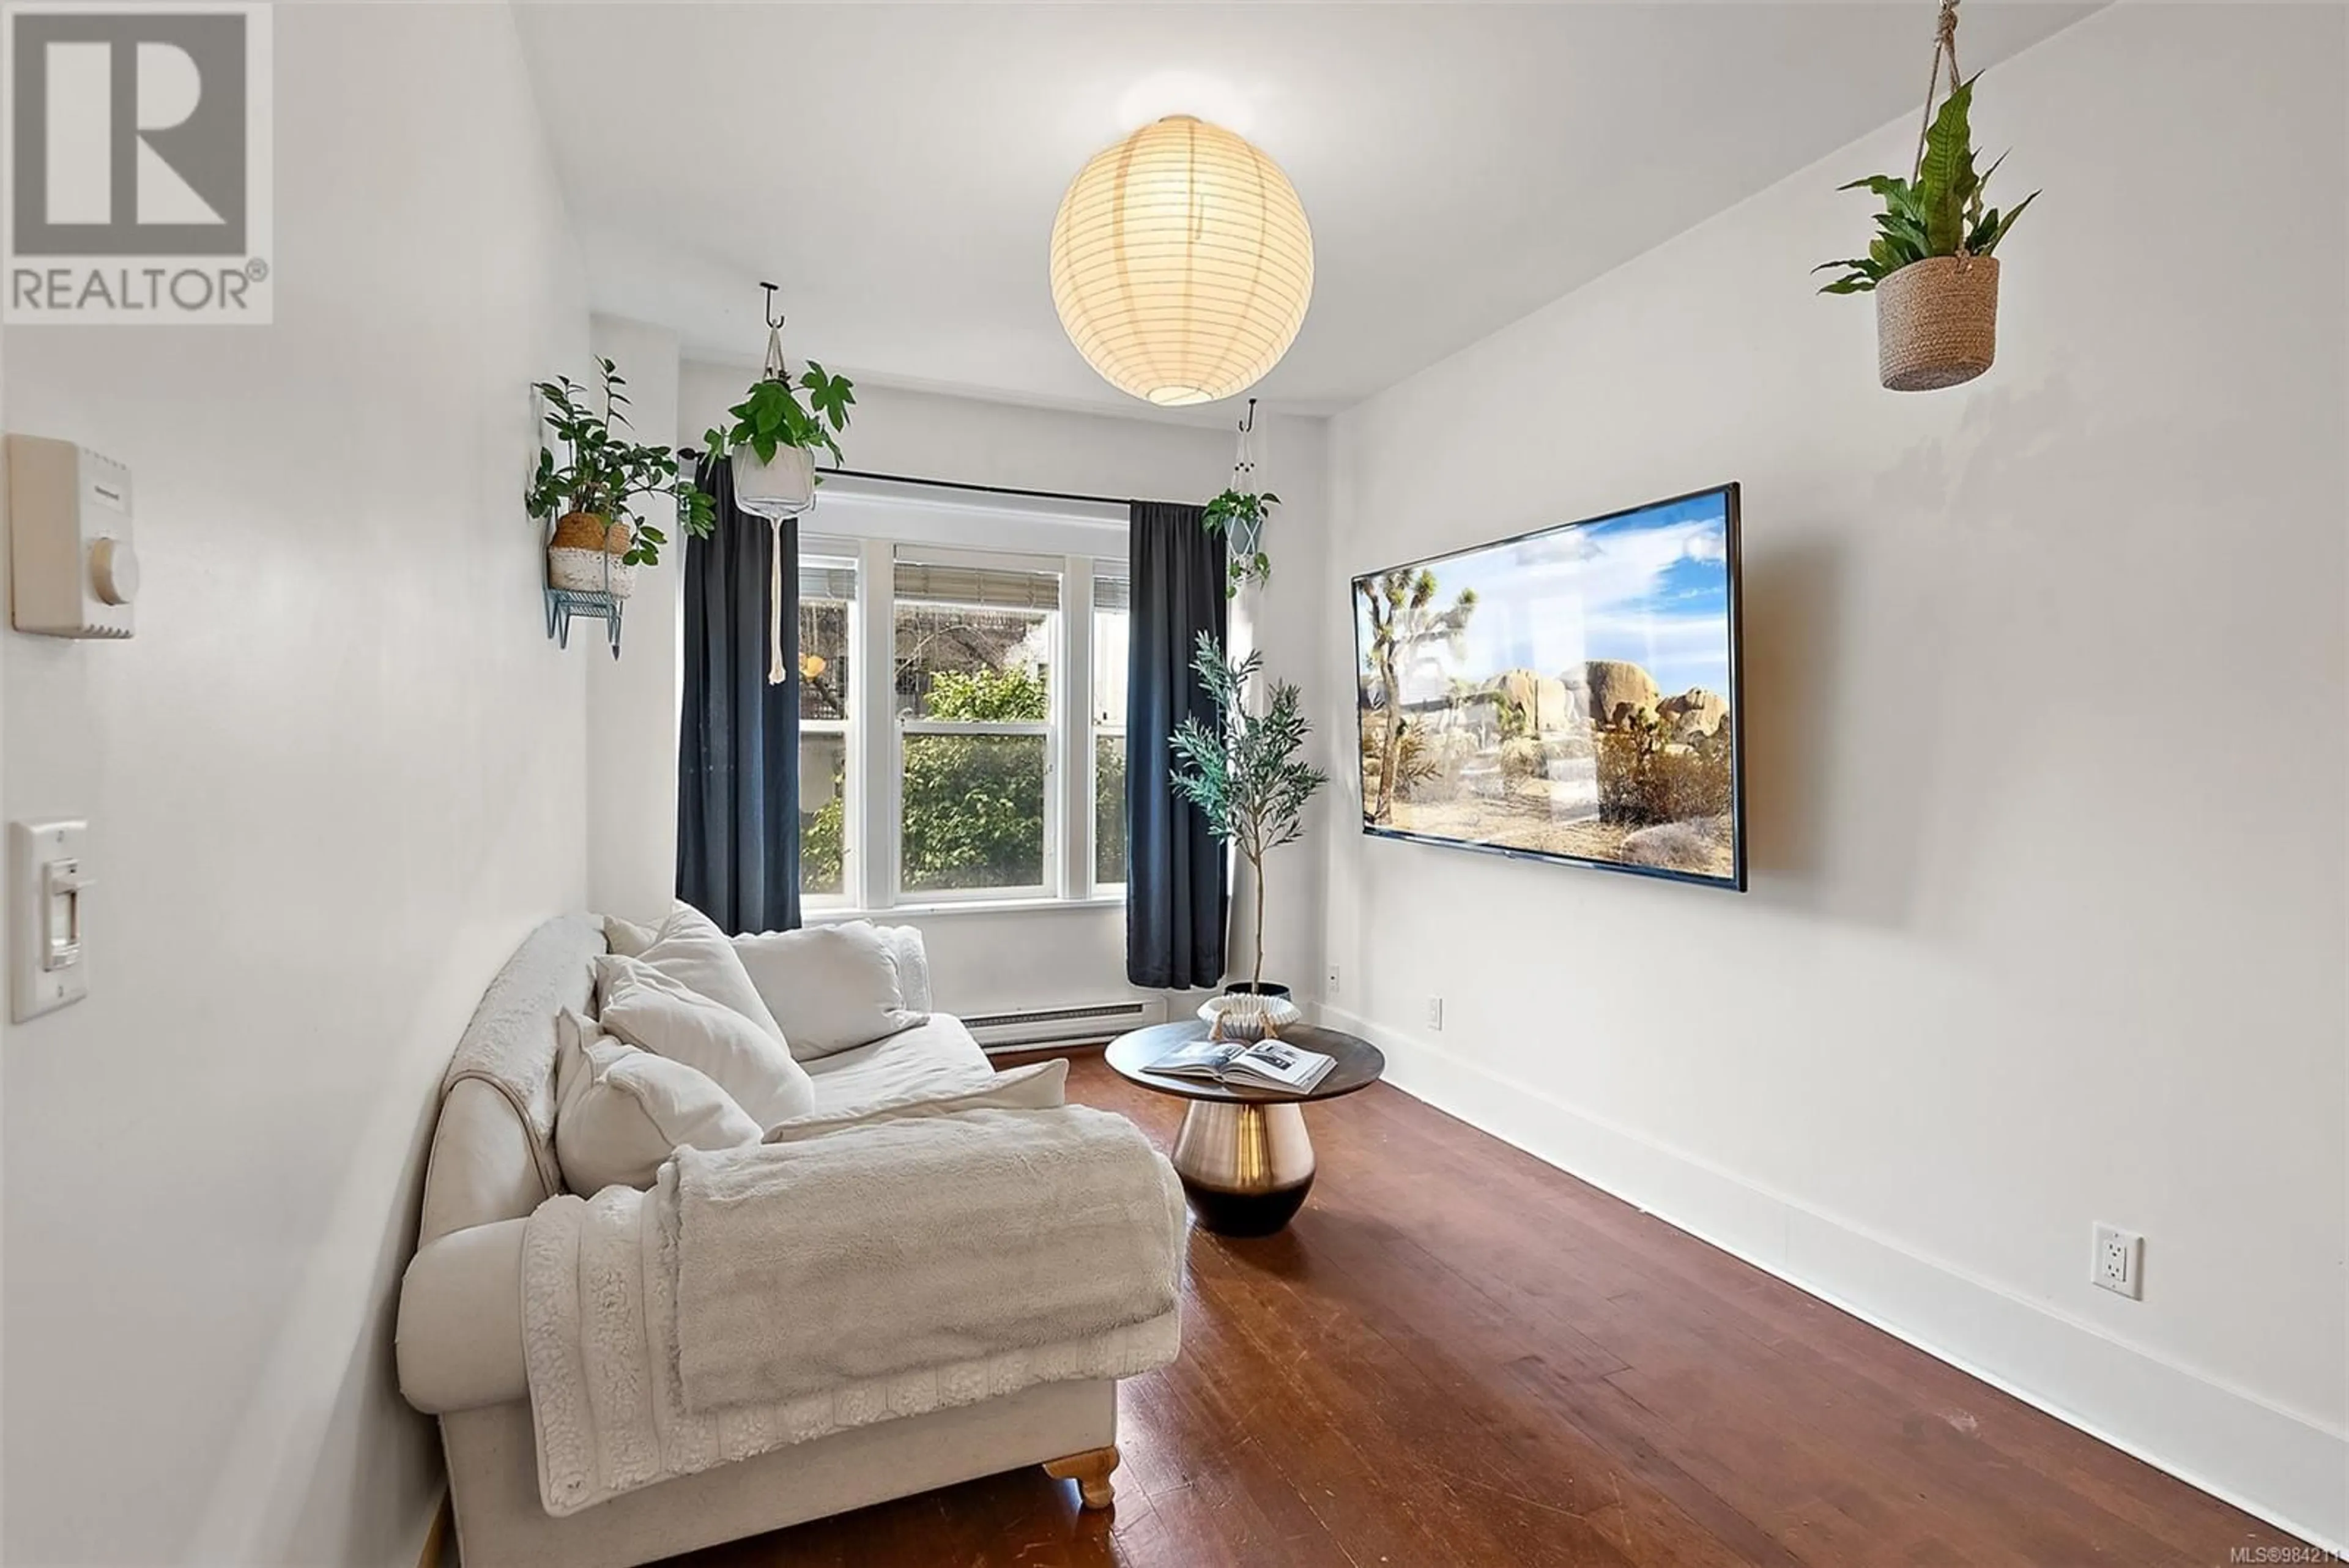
[963,997,1168,1052]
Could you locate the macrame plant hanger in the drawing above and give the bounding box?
[758,281,795,686]
[1226,398,1264,560]
[1911,0,1966,248]
[1231,398,1258,492]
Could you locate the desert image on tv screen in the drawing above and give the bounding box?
[1353,485,1743,888]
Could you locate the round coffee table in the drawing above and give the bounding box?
[1105,1019,1384,1236]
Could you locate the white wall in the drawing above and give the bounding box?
[585,316,683,919]
[1228,415,1333,1005]
[1321,4,2345,1547]
[590,364,1320,1016]
[0,6,590,1564]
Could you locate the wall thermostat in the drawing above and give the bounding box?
[7,434,137,638]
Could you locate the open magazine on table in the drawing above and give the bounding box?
[1148,1036,1334,1093]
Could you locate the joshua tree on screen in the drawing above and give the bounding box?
[1356,569,1479,822]
[1168,633,1328,995]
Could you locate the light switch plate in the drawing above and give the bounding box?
[11,820,91,1022]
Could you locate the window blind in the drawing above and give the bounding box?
[894,561,1061,612]
[800,560,858,601]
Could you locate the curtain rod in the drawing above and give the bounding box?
[815,466,1139,511]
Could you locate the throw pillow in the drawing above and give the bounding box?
[623,901,789,1047]
[602,913,660,958]
[761,1058,1069,1144]
[731,920,930,1061]
[595,954,817,1129]
[553,1010,759,1193]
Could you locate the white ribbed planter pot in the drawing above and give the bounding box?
[731,445,816,519]
[547,548,637,597]
[1198,985,1303,1042]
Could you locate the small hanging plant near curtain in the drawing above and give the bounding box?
[700,281,856,522]
[699,283,857,685]
[1201,398,1277,598]
[1815,0,2039,390]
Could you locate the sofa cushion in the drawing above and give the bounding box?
[763,1058,1067,1144]
[595,955,815,1129]
[880,925,931,1014]
[801,1014,995,1112]
[732,921,929,1061]
[623,902,790,1047]
[554,1011,760,1194]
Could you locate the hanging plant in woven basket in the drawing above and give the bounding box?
[1815,0,2039,391]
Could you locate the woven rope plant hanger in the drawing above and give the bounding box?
[1911,0,1966,230]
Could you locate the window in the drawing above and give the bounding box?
[1091,568,1129,890]
[798,552,858,902]
[796,520,1127,913]
[892,556,1061,900]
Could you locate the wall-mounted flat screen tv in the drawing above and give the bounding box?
[1352,482,1745,891]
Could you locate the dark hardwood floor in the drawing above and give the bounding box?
[662,1051,2306,1567]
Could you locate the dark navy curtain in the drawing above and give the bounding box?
[1125,500,1228,989]
[677,457,801,935]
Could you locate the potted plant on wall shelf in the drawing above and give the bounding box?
[701,283,856,519]
[1814,2,2038,391]
[1170,632,1329,1041]
[527,357,714,598]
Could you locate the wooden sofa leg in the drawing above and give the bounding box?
[1043,1444,1119,1510]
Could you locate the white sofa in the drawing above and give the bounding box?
[396,914,1148,1568]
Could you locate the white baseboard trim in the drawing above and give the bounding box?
[1318,1005,2348,1553]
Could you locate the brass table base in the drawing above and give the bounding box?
[1170,1099,1316,1236]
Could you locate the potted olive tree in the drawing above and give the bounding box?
[1815,67,2037,390]
[526,357,714,596]
[1170,632,1329,1041]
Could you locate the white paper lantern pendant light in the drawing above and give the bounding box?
[1050,115,1314,407]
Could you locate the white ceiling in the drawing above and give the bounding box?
[515,2,2093,420]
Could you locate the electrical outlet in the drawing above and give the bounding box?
[1326,964,1341,996]
[1425,995,1444,1031]
[2092,1224,2143,1299]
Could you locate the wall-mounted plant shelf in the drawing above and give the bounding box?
[546,585,623,658]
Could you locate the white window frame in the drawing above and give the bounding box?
[817,516,1126,916]
[1086,563,1128,899]
[796,536,863,914]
